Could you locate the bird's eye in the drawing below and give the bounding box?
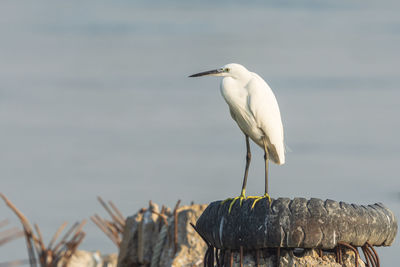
[225,68,230,72]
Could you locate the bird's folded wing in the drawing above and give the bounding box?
[246,74,285,164]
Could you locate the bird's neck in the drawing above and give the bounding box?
[224,72,252,87]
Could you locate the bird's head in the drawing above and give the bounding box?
[189,63,250,79]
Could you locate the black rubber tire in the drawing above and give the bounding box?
[195,198,397,250]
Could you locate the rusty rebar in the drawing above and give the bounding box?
[1,194,38,267]
[277,247,281,267]
[97,196,125,229]
[151,210,169,226]
[365,242,380,267]
[59,231,86,267]
[361,246,372,267]
[108,200,125,223]
[47,222,67,250]
[240,246,243,267]
[218,249,225,267]
[0,259,30,267]
[33,224,46,253]
[338,241,359,267]
[214,248,218,266]
[335,245,343,264]
[0,220,9,229]
[47,220,86,267]
[256,249,260,267]
[0,227,24,246]
[204,248,209,267]
[91,215,120,247]
[24,232,37,267]
[364,249,377,267]
[361,242,380,267]
[93,197,126,248]
[365,247,376,267]
[1,194,86,267]
[206,246,214,267]
[198,242,381,267]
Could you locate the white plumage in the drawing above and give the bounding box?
[219,63,285,165]
[190,63,285,199]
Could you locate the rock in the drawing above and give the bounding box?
[117,203,207,267]
[57,251,117,267]
[223,248,365,267]
[139,203,160,264]
[117,201,381,267]
[118,202,159,267]
[158,204,208,267]
[117,211,143,266]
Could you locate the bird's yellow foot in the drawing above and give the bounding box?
[250,193,272,210]
[228,195,246,213]
[221,197,233,205]
[221,190,247,213]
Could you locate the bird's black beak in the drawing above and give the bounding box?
[189,69,221,77]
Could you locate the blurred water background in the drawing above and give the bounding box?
[1,0,399,265]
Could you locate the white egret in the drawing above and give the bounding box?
[189,63,285,208]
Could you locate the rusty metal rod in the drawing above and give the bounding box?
[363,245,375,267]
[0,220,9,229]
[0,259,30,267]
[151,210,169,226]
[240,246,243,267]
[33,224,46,253]
[218,249,225,267]
[204,246,210,267]
[91,216,119,247]
[215,248,219,266]
[0,194,33,232]
[0,229,24,246]
[0,227,22,241]
[108,200,125,223]
[92,196,126,247]
[24,233,37,267]
[47,222,68,250]
[69,220,87,244]
[256,249,260,267]
[209,246,214,267]
[1,193,87,267]
[366,242,380,267]
[97,197,125,229]
[338,241,359,267]
[361,245,373,267]
[336,245,343,264]
[277,247,281,267]
[364,244,377,267]
[1,194,38,267]
[361,246,371,267]
[52,222,79,253]
[61,232,86,267]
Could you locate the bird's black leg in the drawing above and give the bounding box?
[263,138,271,203]
[224,135,251,212]
[249,138,271,210]
[240,135,251,197]
[264,152,269,195]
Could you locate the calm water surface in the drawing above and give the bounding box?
[1,0,399,265]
